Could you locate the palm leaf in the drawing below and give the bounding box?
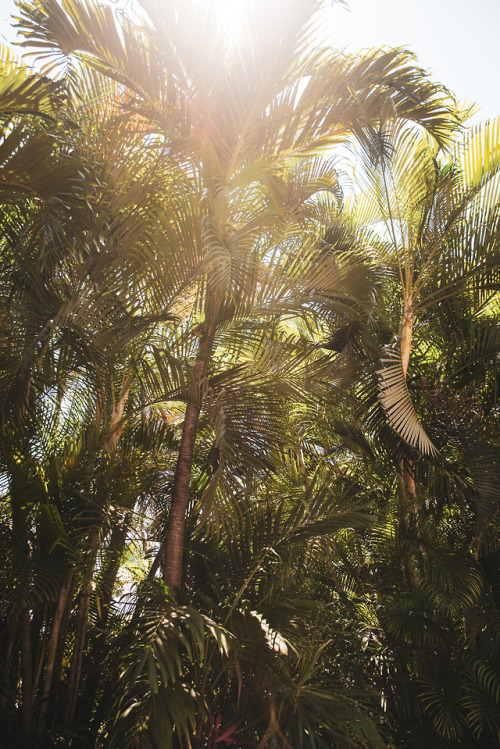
[377,346,438,456]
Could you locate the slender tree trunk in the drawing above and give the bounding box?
[50,573,75,697]
[257,697,291,749]
[405,461,417,499]
[296,447,309,488]
[64,583,91,726]
[81,523,129,727]
[162,325,214,592]
[147,540,164,580]
[32,636,46,704]
[104,373,133,454]
[21,608,33,746]
[400,292,419,503]
[30,603,46,700]
[37,571,74,736]
[400,291,413,378]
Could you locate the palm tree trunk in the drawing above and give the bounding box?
[21,607,33,746]
[104,373,133,454]
[81,523,129,726]
[400,291,413,378]
[97,522,129,629]
[50,573,75,695]
[162,324,214,592]
[37,571,74,736]
[64,583,91,725]
[400,292,419,499]
[32,636,47,704]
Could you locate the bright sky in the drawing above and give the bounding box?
[1,0,499,123]
[319,0,500,123]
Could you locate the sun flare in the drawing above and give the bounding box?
[209,0,249,31]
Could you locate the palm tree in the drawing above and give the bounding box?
[0,51,192,742]
[14,0,462,599]
[352,119,500,528]
[1,0,467,744]
[316,118,500,747]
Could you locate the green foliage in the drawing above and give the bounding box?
[0,0,499,747]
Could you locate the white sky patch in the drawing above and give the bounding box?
[210,0,248,26]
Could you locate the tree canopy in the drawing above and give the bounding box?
[0,1,499,747]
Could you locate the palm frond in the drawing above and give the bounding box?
[377,347,438,456]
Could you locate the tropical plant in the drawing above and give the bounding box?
[15,0,460,594]
[0,0,483,746]
[318,117,500,747]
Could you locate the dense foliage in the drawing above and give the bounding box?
[0,0,499,746]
